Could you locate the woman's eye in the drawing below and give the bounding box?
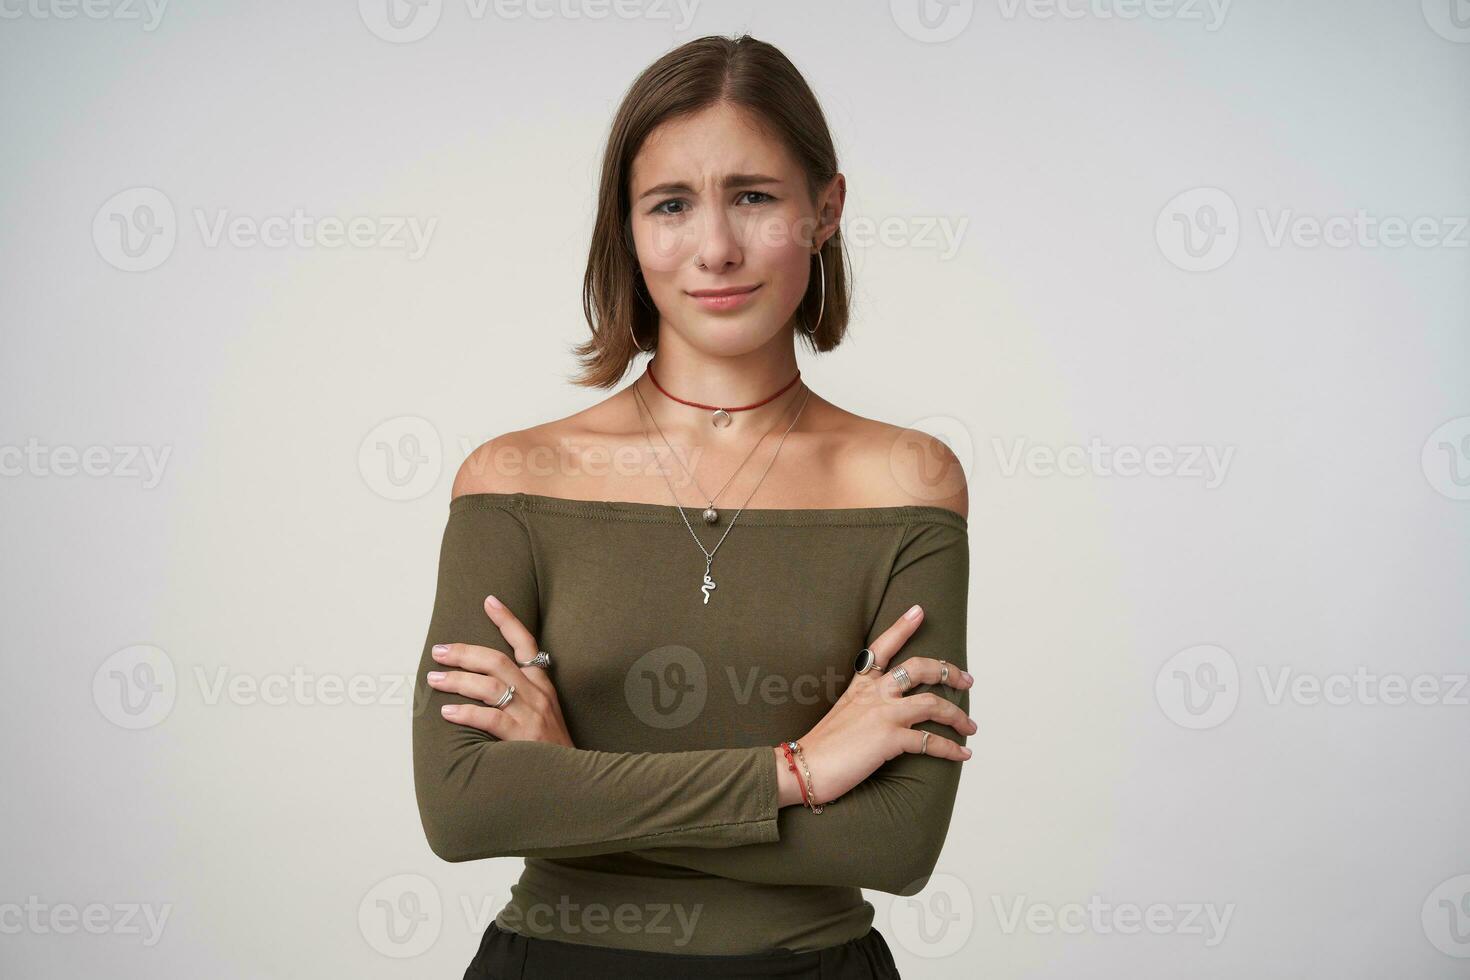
[651,192,773,216]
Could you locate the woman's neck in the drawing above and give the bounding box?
[634,347,805,440]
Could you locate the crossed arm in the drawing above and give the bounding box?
[412,502,969,896]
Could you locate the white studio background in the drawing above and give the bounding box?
[2,2,1467,978]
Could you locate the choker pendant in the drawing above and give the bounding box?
[711,409,732,428]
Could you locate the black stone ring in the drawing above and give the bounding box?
[853,647,884,675]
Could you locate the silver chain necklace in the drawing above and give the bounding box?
[633,372,800,525]
[632,382,813,606]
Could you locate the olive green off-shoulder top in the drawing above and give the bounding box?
[412,491,970,956]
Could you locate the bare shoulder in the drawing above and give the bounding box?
[837,413,969,522]
[450,405,608,500]
[451,429,537,500]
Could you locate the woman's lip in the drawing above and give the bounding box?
[688,284,761,310]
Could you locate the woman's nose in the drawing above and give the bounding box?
[693,210,742,270]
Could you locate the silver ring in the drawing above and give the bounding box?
[891,666,913,692]
[854,647,883,675]
[492,683,516,709]
[938,661,949,684]
[920,731,930,756]
[518,650,551,670]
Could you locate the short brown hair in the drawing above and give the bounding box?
[569,34,851,389]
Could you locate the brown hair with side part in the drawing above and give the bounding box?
[569,34,851,389]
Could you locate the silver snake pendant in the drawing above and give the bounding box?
[700,557,717,605]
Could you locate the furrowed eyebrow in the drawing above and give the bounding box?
[636,173,782,202]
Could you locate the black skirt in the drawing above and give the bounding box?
[463,921,903,980]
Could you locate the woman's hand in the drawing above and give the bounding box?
[783,604,976,806]
[426,594,574,747]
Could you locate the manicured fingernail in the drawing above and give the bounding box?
[905,604,922,620]
[432,645,448,657]
[441,704,458,717]
[961,670,973,682]
[486,594,504,610]
[962,747,973,757]
[427,671,445,682]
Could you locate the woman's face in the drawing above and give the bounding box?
[627,103,842,356]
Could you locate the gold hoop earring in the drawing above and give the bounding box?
[629,268,654,352]
[803,248,824,335]
[629,319,653,353]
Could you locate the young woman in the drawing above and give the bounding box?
[413,34,975,980]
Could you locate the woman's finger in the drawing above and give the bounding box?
[866,604,925,671]
[480,596,559,695]
[439,700,517,737]
[431,642,518,683]
[429,641,534,705]
[427,667,514,708]
[896,691,976,736]
[904,726,971,761]
[483,594,538,662]
[883,656,973,696]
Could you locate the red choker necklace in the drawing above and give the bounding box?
[644,364,802,428]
